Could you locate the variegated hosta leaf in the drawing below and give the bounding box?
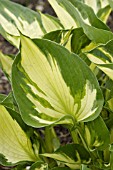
[0,105,37,164]
[0,0,62,48]
[48,0,113,46]
[71,28,91,54]
[0,0,45,37]
[86,40,113,80]
[80,0,109,13]
[48,0,109,30]
[97,5,111,23]
[0,25,20,48]
[108,0,113,10]
[0,52,13,77]
[42,144,90,169]
[12,36,103,128]
[106,97,113,112]
[83,116,110,150]
[30,161,48,170]
[43,29,73,52]
[104,85,113,112]
[40,13,63,33]
[0,93,14,110]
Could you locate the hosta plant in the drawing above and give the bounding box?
[1,0,113,169]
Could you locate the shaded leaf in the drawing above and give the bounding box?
[0,94,7,103]
[84,116,110,150]
[42,144,90,169]
[97,5,111,23]
[51,167,71,170]
[1,93,14,109]
[30,161,48,170]
[71,28,91,54]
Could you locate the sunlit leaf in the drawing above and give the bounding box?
[48,0,113,46]
[40,13,63,32]
[12,36,103,128]
[0,105,37,164]
[0,0,45,39]
[81,0,109,13]
[86,40,113,80]
[0,0,63,48]
[0,51,13,77]
[0,25,20,48]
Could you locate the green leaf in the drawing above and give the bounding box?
[83,116,110,150]
[108,0,113,10]
[104,84,113,113]
[0,51,13,77]
[48,0,77,29]
[1,93,14,110]
[0,0,45,47]
[48,0,109,30]
[43,30,63,44]
[44,29,73,51]
[69,0,109,30]
[48,0,113,46]
[0,94,7,103]
[12,36,103,128]
[40,13,63,32]
[97,5,111,23]
[71,28,91,54]
[0,25,20,48]
[109,144,113,170]
[30,161,48,170]
[81,0,109,13]
[51,167,71,170]
[0,105,37,164]
[42,144,90,169]
[81,164,91,170]
[86,40,113,80]
[0,0,63,48]
[0,0,45,37]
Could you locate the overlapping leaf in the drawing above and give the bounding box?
[86,40,113,80]
[0,52,13,77]
[0,105,37,164]
[30,161,48,170]
[48,0,110,30]
[97,5,111,23]
[0,0,62,47]
[48,0,113,46]
[12,36,103,128]
[42,144,90,169]
[80,0,109,13]
[83,116,110,151]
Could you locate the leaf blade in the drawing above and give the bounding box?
[0,105,37,164]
